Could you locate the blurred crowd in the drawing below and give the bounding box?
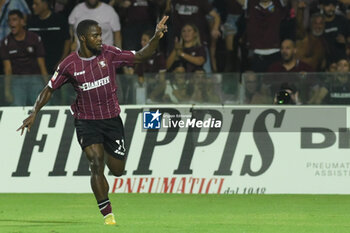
[0,0,350,106]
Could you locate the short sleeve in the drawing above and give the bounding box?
[109,46,135,68]
[109,8,121,32]
[197,46,206,59]
[48,64,70,90]
[68,6,78,26]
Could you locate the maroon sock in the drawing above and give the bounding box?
[98,198,112,217]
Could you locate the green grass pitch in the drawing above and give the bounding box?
[0,194,349,233]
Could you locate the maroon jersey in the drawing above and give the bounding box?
[182,45,206,72]
[135,51,166,76]
[245,0,287,49]
[124,0,154,24]
[0,31,45,74]
[268,59,314,72]
[48,45,135,120]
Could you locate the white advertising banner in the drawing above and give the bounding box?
[1,106,349,194]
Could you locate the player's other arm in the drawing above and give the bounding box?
[17,85,54,135]
[134,16,169,63]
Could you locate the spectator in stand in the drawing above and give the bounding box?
[0,10,48,106]
[162,66,189,103]
[242,71,272,104]
[321,58,350,104]
[149,65,190,103]
[327,61,338,72]
[267,39,315,104]
[69,0,122,50]
[222,0,244,72]
[170,0,221,72]
[189,69,220,103]
[244,0,288,72]
[111,0,157,51]
[295,1,326,71]
[53,0,80,18]
[268,39,314,72]
[320,0,350,63]
[0,0,31,76]
[28,0,71,74]
[0,0,31,42]
[135,29,166,86]
[166,24,206,73]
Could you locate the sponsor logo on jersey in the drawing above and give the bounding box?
[79,76,110,91]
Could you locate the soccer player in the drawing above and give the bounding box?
[17,16,169,225]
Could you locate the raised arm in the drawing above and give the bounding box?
[17,85,54,135]
[134,16,169,63]
[296,0,307,40]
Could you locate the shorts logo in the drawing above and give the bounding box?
[114,139,126,156]
[143,110,161,129]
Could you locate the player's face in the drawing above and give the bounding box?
[281,40,295,62]
[32,0,46,16]
[141,34,150,48]
[181,25,196,43]
[85,0,99,8]
[8,14,25,36]
[85,25,103,53]
[311,17,325,36]
[322,4,336,17]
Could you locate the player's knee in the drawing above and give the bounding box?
[89,158,104,174]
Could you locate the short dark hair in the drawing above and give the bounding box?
[281,38,296,47]
[8,10,24,19]
[76,19,99,38]
[39,0,52,9]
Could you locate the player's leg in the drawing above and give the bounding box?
[84,143,116,225]
[105,152,125,177]
[84,144,108,200]
[75,119,116,225]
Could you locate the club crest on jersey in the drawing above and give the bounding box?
[98,60,107,68]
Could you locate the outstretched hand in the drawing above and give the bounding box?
[155,16,169,39]
[17,113,36,136]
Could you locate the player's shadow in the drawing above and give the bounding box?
[0,219,84,226]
